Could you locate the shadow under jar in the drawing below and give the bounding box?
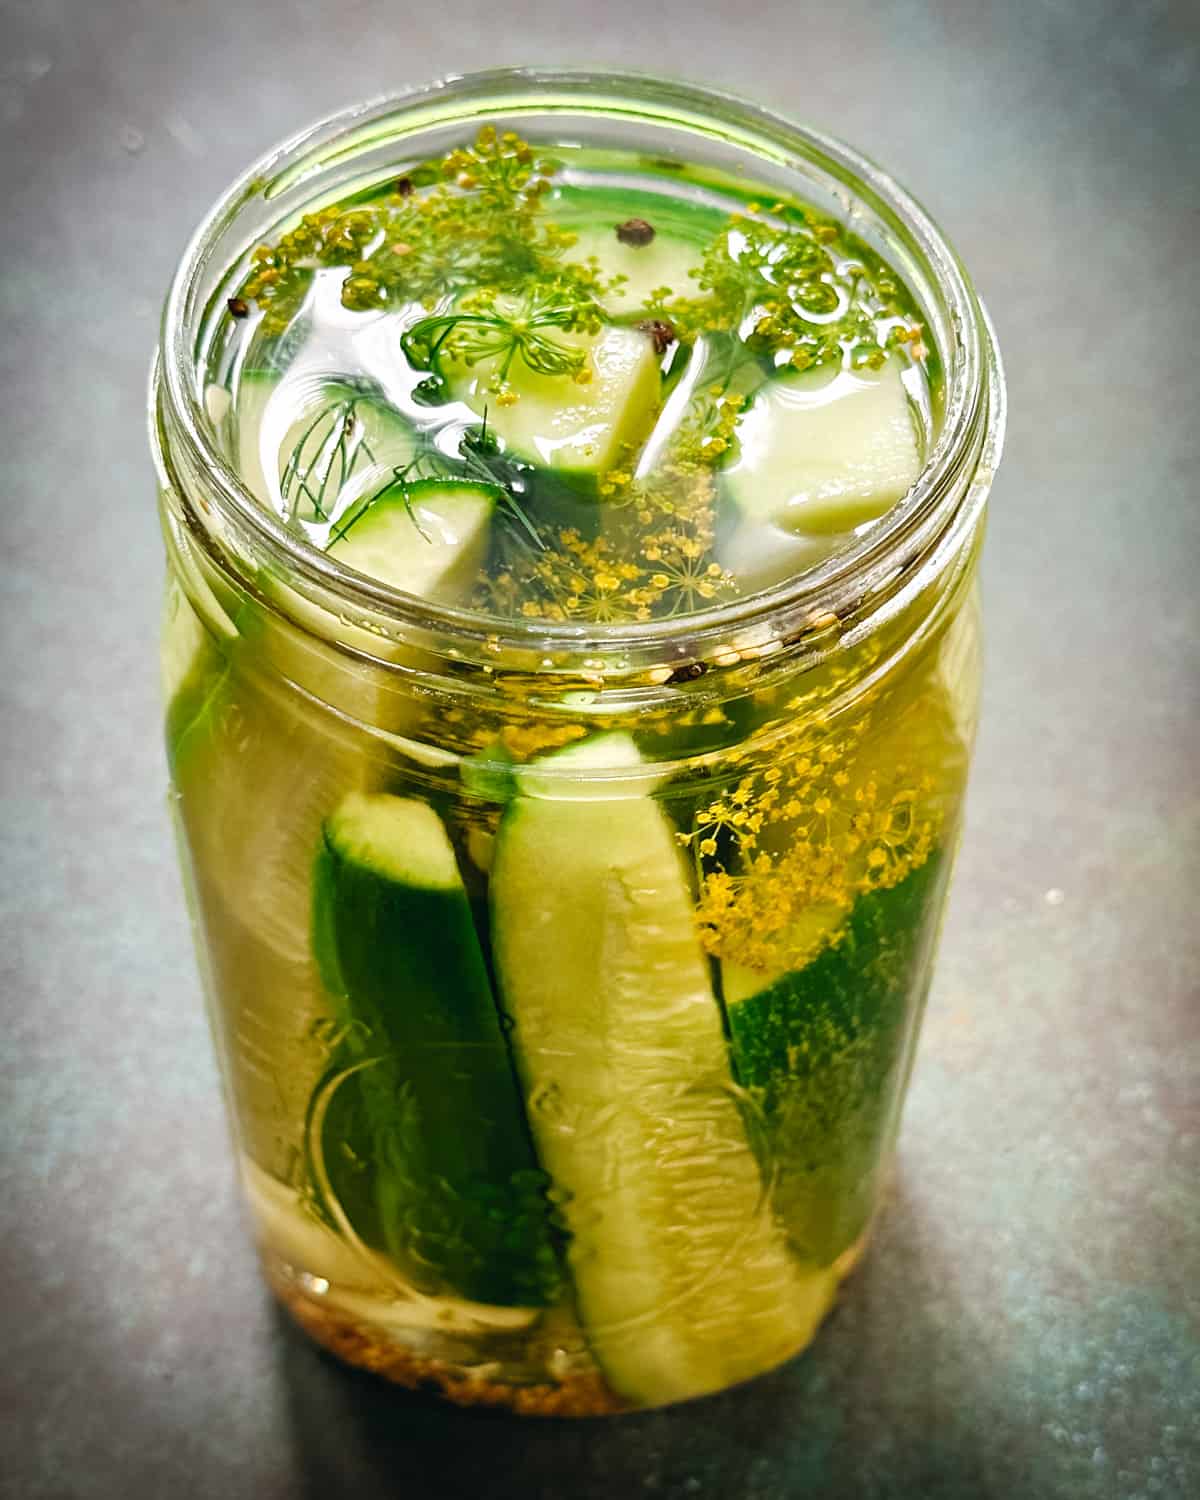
[151,69,1005,1416]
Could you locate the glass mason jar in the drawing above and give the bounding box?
[151,70,1004,1416]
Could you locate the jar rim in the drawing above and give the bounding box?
[154,66,1004,670]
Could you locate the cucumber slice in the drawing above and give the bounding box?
[327,479,494,598]
[446,326,661,478]
[312,792,561,1308]
[240,481,494,729]
[491,733,835,1406]
[717,648,969,995]
[507,729,669,800]
[724,853,949,1265]
[715,513,832,594]
[564,227,703,317]
[723,358,921,540]
[551,184,720,317]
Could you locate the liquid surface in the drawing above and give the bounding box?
[208,128,935,622]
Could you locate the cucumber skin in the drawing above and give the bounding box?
[726,852,949,1265]
[311,835,562,1308]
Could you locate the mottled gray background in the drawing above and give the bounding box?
[1,1,1197,1497]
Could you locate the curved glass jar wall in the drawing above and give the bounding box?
[152,69,1004,1414]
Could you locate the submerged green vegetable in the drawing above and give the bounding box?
[725,852,949,1263]
[311,792,561,1307]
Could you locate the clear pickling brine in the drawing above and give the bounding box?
[153,74,1004,1414]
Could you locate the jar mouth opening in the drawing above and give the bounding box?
[156,66,1001,663]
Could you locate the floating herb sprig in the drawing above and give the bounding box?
[280,395,376,524]
[456,410,545,551]
[242,127,609,336]
[401,281,604,404]
[650,208,920,374]
[322,405,543,556]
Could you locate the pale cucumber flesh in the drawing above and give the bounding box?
[169,668,363,1181]
[446,326,661,477]
[491,734,835,1405]
[723,358,921,539]
[563,225,704,316]
[551,183,722,317]
[328,479,495,599]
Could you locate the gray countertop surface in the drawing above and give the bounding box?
[1,2,1197,1496]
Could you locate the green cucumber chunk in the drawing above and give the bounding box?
[551,184,721,317]
[219,479,493,734]
[312,792,560,1308]
[724,853,949,1265]
[445,325,661,477]
[327,479,495,598]
[491,733,834,1406]
[722,357,921,542]
[567,226,699,315]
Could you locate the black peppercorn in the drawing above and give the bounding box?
[616,218,656,247]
